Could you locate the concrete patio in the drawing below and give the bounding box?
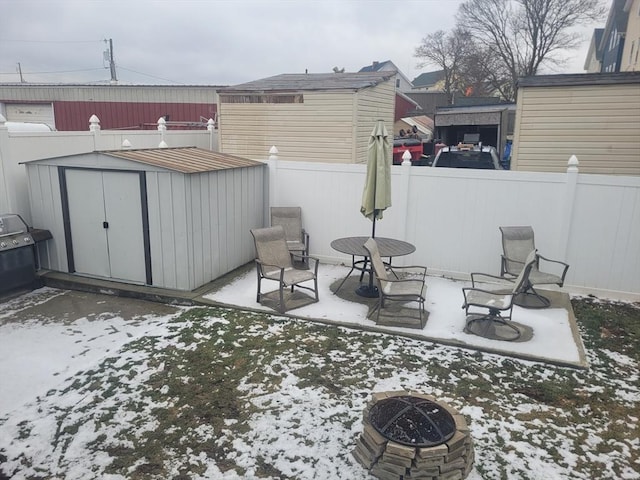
[14,262,588,369]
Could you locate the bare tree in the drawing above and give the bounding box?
[414,28,476,103]
[458,0,606,100]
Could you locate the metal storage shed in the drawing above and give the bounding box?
[23,147,265,290]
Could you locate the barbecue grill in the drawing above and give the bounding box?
[0,214,41,294]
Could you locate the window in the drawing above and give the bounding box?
[435,151,496,169]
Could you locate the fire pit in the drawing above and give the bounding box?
[353,391,474,479]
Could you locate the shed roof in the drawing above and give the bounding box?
[102,147,263,173]
[218,72,395,93]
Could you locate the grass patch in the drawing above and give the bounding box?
[1,297,638,479]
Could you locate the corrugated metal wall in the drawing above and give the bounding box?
[53,101,217,131]
[0,84,219,131]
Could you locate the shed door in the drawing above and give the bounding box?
[66,169,146,283]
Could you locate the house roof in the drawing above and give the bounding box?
[359,60,393,73]
[102,147,263,173]
[518,72,640,88]
[412,70,445,87]
[218,72,395,93]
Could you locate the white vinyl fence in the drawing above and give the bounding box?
[266,154,640,301]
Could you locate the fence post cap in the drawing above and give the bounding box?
[567,155,579,172]
[89,114,101,132]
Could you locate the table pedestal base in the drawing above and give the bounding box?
[355,284,379,298]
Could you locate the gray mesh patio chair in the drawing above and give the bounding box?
[363,238,427,328]
[250,225,319,314]
[500,226,570,308]
[463,249,538,341]
[270,207,309,267]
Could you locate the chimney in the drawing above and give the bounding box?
[373,61,379,68]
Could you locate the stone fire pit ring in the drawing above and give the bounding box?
[353,391,475,480]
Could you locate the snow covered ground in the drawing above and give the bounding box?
[0,278,636,479]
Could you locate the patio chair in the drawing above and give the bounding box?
[250,225,319,314]
[499,226,570,308]
[462,249,538,341]
[270,207,309,267]
[363,238,427,328]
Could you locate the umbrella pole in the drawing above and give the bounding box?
[372,210,377,238]
[356,208,380,298]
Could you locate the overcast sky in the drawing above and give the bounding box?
[0,0,606,87]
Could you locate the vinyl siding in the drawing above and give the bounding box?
[354,81,395,164]
[512,83,640,175]
[219,79,395,163]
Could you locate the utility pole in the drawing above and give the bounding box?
[17,62,24,83]
[104,38,117,84]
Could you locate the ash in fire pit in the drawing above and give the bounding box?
[353,391,474,480]
[369,395,456,448]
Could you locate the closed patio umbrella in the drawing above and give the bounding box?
[358,119,392,297]
[361,119,392,238]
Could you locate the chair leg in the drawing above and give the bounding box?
[278,284,286,314]
[514,286,551,309]
[465,308,521,341]
[375,297,383,323]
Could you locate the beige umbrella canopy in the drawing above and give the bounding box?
[361,119,392,238]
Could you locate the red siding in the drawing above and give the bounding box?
[52,101,217,131]
[394,94,417,122]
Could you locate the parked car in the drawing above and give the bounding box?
[431,143,503,169]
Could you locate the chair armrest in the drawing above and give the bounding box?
[387,265,427,280]
[470,272,515,288]
[537,254,570,284]
[293,254,320,275]
[380,277,426,292]
[255,259,286,279]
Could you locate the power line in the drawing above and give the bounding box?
[0,39,102,44]
[117,66,184,84]
[12,67,105,75]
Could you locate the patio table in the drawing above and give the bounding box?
[330,236,416,297]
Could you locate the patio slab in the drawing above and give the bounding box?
[27,263,588,369]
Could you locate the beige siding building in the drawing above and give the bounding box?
[217,72,395,163]
[511,72,640,175]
